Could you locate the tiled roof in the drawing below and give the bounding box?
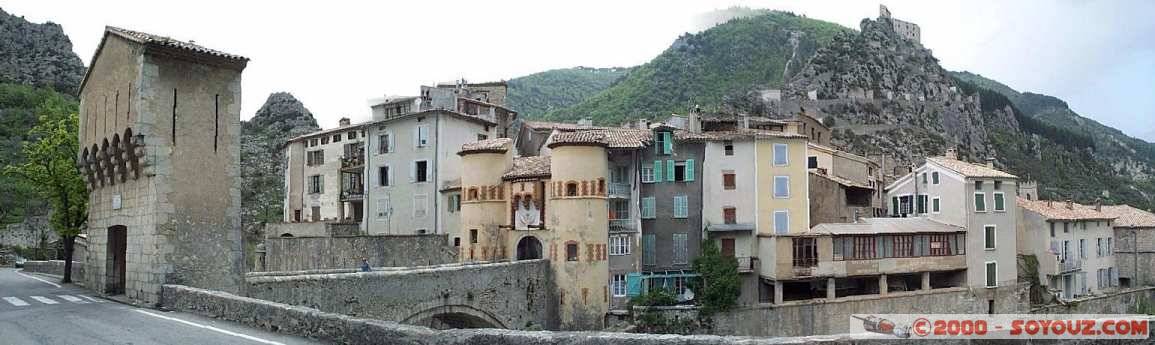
[810,218,965,235]
[522,121,605,131]
[107,26,247,61]
[699,114,787,125]
[927,156,1017,179]
[1018,198,1116,221]
[547,131,609,147]
[441,178,462,191]
[503,156,551,180]
[459,138,512,154]
[810,171,873,190]
[691,128,809,141]
[1093,205,1155,228]
[598,129,652,148]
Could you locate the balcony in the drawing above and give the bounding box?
[340,153,364,171]
[340,189,364,201]
[736,256,756,273]
[608,183,630,199]
[609,219,636,232]
[1058,257,1082,273]
[792,265,816,277]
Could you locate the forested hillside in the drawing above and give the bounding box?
[538,12,849,125]
[506,67,629,118]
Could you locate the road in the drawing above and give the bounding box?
[0,267,325,345]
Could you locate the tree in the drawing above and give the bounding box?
[3,103,86,283]
[691,240,741,315]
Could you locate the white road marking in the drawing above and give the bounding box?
[135,310,285,345]
[16,271,61,288]
[57,295,87,303]
[3,297,29,306]
[80,295,105,303]
[29,296,58,305]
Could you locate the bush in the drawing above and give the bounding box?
[629,289,678,307]
[692,240,741,315]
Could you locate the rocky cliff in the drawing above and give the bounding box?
[0,8,85,95]
[241,93,320,237]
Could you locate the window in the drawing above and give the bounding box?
[984,225,996,250]
[321,136,329,145]
[333,134,342,143]
[672,195,689,218]
[773,143,788,166]
[1062,240,1070,261]
[1064,222,1070,233]
[652,160,663,182]
[610,199,629,220]
[929,234,952,256]
[773,176,789,198]
[641,197,656,219]
[674,161,687,181]
[565,242,579,261]
[378,166,390,186]
[1079,238,1087,258]
[565,182,578,196]
[348,131,357,140]
[453,237,461,247]
[375,198,389,219]
[985,262,997,288]
[724,141,734,156]
[975,181,984,190]
[723,172,736,190]
[611,274,627,297]
[792,238,817,267]
[1107,238,1112,254]
[1108,267,1115,287]
[974,193,986,212]
[921,173,927,184]
[310,138,318,147]
[641,165,655,183]
[477,134,488,141]
[994,181,1002,190]
[931,172,939,184]
[642,234,656,266]
[412,160,428,183]
[470,229,478,243]
[917,195,928,214]
[378,133,393,154]
[893,235,914,257]
[308,175,323,194]
[655,131,672,155]
[1081,221,1087,230]
[807,156,818,169]
[609,235,630,255]
[932,197,941,213]
[773,210,789,234]
[993,193,1005,212]
[723,207,736,225]
[415,125,429,147]
[848,236,876,260]
[448,194,461,212]
[306,150,325,166]
[665,159,675,182]
[1050,223,1056,237]
[672,233,688,264]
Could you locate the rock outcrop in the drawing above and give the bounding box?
[0,8,85,95]
[241,93,320,238]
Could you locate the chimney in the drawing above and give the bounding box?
[1047,200,1053,208]
[985,157,996,169]
[742,114,750,129]
[944,148,957,160]
[687,105,702,133]
[637,119,648,129]
[338,117,351,126]
[1095,198,1102,212]
[1065,200,1073,210]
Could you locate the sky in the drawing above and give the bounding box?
[5,0,1154,140]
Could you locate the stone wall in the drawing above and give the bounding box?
[0,217,54,248]
[162,284,1151,345]
[22,260,84,280]
[245,259,557,330]
[259,234,456,271]
[1116,227,1155,287]
[1031,287,1155,314]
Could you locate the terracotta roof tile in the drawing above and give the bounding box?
[693,128,809,141]
[1095,205,1155,228]
[459,138,512,154]
[810,218,965,235]
[928,156,1017,179]
[503,156,551,180]
[107,26,247,61]
[522,121,605,131]
[1018,198,1115,221]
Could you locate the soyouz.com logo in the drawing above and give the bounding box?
[850,314,1151,339]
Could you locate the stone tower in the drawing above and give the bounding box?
[77,27,247,304]
[1018,180,1039,201]
[457,138,515,261]
[545,133,610,330]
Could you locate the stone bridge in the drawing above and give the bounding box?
[244,260,558,330]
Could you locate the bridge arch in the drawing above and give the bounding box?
[401,304,507,330]
[516,236,542,260]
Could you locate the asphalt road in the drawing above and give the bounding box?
[0,267,325,345]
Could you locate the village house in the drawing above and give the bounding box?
[1096,204,1155,287]
[1017,198,1118,300]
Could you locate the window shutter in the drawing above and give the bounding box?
[409,161,416,182]
[666,160,675,182]
[626,273,643,297]
[662,132,673,154]
[413,127,420,147]
[388,133,395,152]
[684,159,695,182]
[653,160,663,182]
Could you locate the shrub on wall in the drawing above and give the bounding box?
[692,240,740,315]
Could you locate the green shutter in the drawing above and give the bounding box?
[662,132,673,154]
[684,159,695,182]
[653,160,663,182]
[666,160,675,182]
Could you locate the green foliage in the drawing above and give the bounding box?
[629,289,678,307]
[1017,255,1050,306]
[692,240,740,315]
[541,11,849,124]
[632,310,704,335]
[506,67,630,118]
[0,83,76,225]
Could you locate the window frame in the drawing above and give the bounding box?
[640,165,655,183]
[931,197,941,214]
[773,210,789,234]
[773,176,790,198]
[415,125,429,148]
[772,143,789,166]
[378,165,390,187]
[722,172,736,190]
[413,160,429,183]
[974,192,987,212]
[378,132,393,154]
[931,171,939,184]
[611,274,628,297]
[565,242,579,261]
[984,225,996,250]
[640,197,656,219]
[672,195,689,219]
[985,261,998,288]
[992,192,1006,212]
[609,235,631,256]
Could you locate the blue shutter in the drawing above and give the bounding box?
[684,159,695,182]
[666,160,675,182]
[626,273,643,297]
[653,160,663,182]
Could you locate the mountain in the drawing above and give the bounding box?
[240,93,320,238]
[506,67,630,118]
[1144,130,1155,144]
[0,8,85,95]
[538,11,849,125]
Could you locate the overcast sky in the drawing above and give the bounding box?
[6,0,1153,140]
